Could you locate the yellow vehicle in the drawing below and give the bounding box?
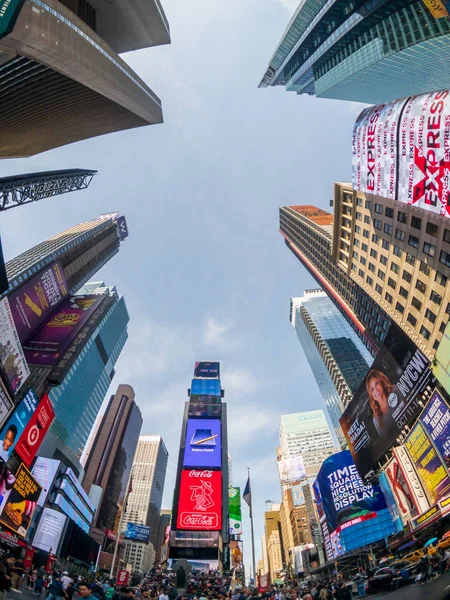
[438,532,450,550]
[402,549,426,563]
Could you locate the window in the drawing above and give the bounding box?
[388,277,396,289]
[373,219,382,230]
[375,284,383,294]
[360,256,366,265]
[395,228,405,241]
[411,297,422,311]
[362,243,368,252]
[352,250,359,259]
[375,204,383,214]
[440,321,447,333]
[370,249,378,258]
[380,255,388,266]
[399,286,408,299]
[369,263,375,272]
[378,269,385,280]
[384,223,393,235]
[407,313,417,327]
[416,279,427,294]
[423,242,436,257]
[372,234,380,243]
[365,200,372,209]
[430,290,442,306]
[426,222,439,237]
[354,238,360,247]
[355,225,361,234]
[411,216,422,230]
[385,207,394,218]
[419,261,431,276]
[444,229,450,243]
[408,234,419,248]
[425,308,436,324]
[382,239,390,250]
[398,211,407,224]
[393,245,402,257]
[396,301,405,314]
[358,269,364,278]
[440,250,450,267]
[356,211,362,220]
[356,197,363,206]
[406,253,416,266]
[363,229,370,238]
[364,215,370,224]
[351,263,356,271]
[366,276,373,286]
[435,270,448,286]
[402,270,412,283]
[420,325,430,340]
[391,262,400,274]
[385,292,393,304]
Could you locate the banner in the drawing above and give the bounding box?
[229,486,242,535]
[32,508,66,553]
[0,298,30,394]
[0,463,42,537]
[194,362,220,379]
[230,540,243,568]
[433,323,450,396]
[124,522,150,543]
[177,470,222,531]
[183,419,221,468]
[0,388,38,463]
[340,324,431,477]
[9,263,68,343]
[352,90,450,217]
[420,389,450,470]
[117,570,129,586]
[278,455,306,483]
[392,446,430,514]
[384,457,418,524]
[15,394,54,468]
[24,295,104,366]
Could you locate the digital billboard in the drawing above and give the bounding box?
[0,298,30,394]
[420,389,450,470]
[194,362,220,379]
[229,486,242,535]
[32,508,66,553]
[15,394,54,467]
[230,540,243,568]
[384,457,418,524]
[188,403,222,418]
[0,387,38,463]
[9,263,68,344]
[339,324,431,477]
[24,295,104,366]
[377,470,403,533]
[31,457,60,506]
[125,522,151,543]
[352,90,450,217]
[315,451,388,533]
[277,456,306,484]
[183,419,221,468]
[0,463,42,537]
[432,324,450,397]
[177,469,222,530]
[190,379,221,396]
[169,531,220,548]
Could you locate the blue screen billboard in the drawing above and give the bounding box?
[183,419,221,468]
[125,522,151,543]
[190,379,221,396]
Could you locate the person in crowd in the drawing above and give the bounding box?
[61,572,72,591]
[11,555,25,591]
[353,573,365,597]
[0,556,12,600]
[334,583,352,600]
[47,572,67,600]
[79,582,99,600]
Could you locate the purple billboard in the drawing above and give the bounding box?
[183,419,221,468]
[9,263,68,343]
[420,389,450,471]
[23,295,104,366]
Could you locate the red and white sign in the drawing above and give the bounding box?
[15,394,55,467]
[258,574,269,593]
[176,469,222,530]
[117,570,129,586]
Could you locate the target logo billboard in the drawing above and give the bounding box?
[15,394,55,467]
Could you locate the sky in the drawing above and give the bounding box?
[0,0,367,573]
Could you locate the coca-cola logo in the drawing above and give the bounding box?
[180,512,218,528]
[188,470,212,478]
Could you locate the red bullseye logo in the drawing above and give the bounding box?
[27,425,39,446]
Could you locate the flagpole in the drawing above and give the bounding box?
[248,468,256,587]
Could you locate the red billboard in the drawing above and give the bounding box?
[117,570,129,586]
[15,394,55,467]
[176,470,222,531]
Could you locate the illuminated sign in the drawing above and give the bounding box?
[176,470,222,531]
[183,419,221,468]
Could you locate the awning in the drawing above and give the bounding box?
[398,540,418,552]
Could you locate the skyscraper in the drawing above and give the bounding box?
[0,0,170,156]
[82,384,143,531]
[48,284,130,457]
[123,436,169,554]
[290,290,372,446]
[259,1,450,104]
[155,509,171,565]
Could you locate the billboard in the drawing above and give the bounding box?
[339,324,431,476]
[188,403,222,418]
[15,394,54,467]
[9,263,68,343]
[0,463,42,537]
[278,456,306,483]
[352,90,450,217]
[292,484,305,506]
[31,457,60,506]
[0,298,30,394]
[229,486,242,535]
[190,379,221,396]
[176,469,222,530]
[0,376,13,430]
[32,508,66,553]
[314,451,388,533]
[392,446,430,514]
[230,540,243,568]
[169,531,220,548]
[432,323,450,396]
[125,522,151,544]
[0,0,26,40]
[183,419,221,468]
[422,0,448,18]
[378,466,407,531]
[289,205,333,226]
[0,387,38,463]
[24,295,104,366]
[420,389,450,470]
[194,362,220,379]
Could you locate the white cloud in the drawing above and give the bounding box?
[277,0,300,16]
[203,316,234,348]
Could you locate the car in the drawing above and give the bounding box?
[402,549,426,562]
[438,532,450,550]
[368,568,396,593]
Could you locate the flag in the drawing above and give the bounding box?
[243,474,251,507]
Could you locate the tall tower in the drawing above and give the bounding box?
[290,290,372,447]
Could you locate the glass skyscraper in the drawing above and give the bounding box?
[290,290,372,447]
[49,283,129,458]
[259,1,450,104]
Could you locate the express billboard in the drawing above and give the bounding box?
[24,295,104,366]
[339,324,431,477]
[15,394,55,467]
[229,486,242,535]
[9,263,68,343]
[194,362,220,379]
[32,508,66,553]
[125,522,151,543]
[176,469,222,531]
[352,90,450,217]
[183,419,221,468]
[277,456,306,484]
[0,463,42,537]
[0,387,38,463]
[0,298,30,394]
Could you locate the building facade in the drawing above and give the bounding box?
[259,1,450,104]
[279,410,337,467]
[123,435,169,559]
[123,540,155,574]
[290,290,372,446]
[264,505,284,581]
[154,509,171,565]
[48,285,130,458]
[0,0,170,156]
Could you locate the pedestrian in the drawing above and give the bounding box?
[61,572,72,591]
[34,571,45,597]
[78,583,97,600]
[0,556,12,600]
[47,573,67,600]
[353,574,364,598]
[334,583,351,600]
[11,556,25,591]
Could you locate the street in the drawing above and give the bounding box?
[367,572,450,600]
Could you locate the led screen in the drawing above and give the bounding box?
[183,419,221,468]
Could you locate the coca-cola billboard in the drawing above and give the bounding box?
[177,469,222,531]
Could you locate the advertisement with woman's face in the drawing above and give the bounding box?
[339,323,432,477]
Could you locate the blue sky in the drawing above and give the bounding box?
[0,0,366,571]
